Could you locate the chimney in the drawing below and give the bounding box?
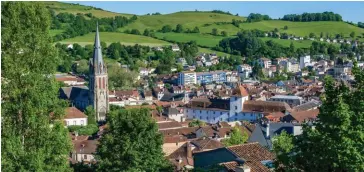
[266,122,270,138]
[186,142,192,158]
[235,165,251,172]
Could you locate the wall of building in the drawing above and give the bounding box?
[168,113,186,122]
[65,118,87,126]
[73,153,95,163]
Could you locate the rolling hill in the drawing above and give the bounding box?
[239,20,364,38]
[117,11,245,34]
[59,32,171,46]
[50,2,364,50]
[43,2,133,18]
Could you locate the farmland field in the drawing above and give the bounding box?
[59,32,171,46]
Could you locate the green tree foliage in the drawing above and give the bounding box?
[222,126,248,146]
[282,12,343,22]
[232,19,244,27]
[130,29,141,35]
[212,28,219,36]
[107,63,136,90]
[76,59,89,75]
[309,32,316,38]
[192,26,200,33]
[284,25,288,30]
[161,25,173,33]
[175,24,184,33]
[96,108,172,171]
[188,119,206,127]
[221,31,228,37]
[273,65,364,171]
[85,105,97,125]
[52,12,137,41]
[1,2,72,171]
[272,131,294,171]
[350,31,356,39]
[68,124,99,136]
[143,28,151,36]
[246,13,271,22]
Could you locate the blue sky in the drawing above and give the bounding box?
[70,1,364,23]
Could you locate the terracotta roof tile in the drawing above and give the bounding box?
[232,85,249,97]
[64,107,87,119]
[227,142,275,162]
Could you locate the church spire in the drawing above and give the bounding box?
[93,22,104,74]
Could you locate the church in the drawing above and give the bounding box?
[60,23,109,121]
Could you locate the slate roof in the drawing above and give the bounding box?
[60,86,89,102]
[160,92,185,102]
[193,148,237,168]
[293,100,321,111]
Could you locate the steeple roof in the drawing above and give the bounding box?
[92,22,104,74]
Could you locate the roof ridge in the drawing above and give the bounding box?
[227,142,260,148]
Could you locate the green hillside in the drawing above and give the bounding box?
[43,2,133,18]
[239,20,364,38]
[154,32,225,48]
[59,32,171,46]
[117,11,245,33]
[259,37,313,48]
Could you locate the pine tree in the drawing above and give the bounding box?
[96,108,173,171]
[1,2,72,171]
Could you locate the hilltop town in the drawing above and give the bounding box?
[2,1,364,172]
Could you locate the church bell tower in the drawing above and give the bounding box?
[89,23,109,121]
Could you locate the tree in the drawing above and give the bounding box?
[76,59,89,75]
[1,2,72,171]
[309,32,316,38]
[320,32,324,38]
[85,105,97,125]
[350,31,356,39]
[175,24,184,33]
[284,25,288,30]
[130,29,141,35]
[221,31,228,37]
[161,25,172,33]
[108,63,136,90]
[96,108,172,171]
[192,26,200,33]
[222,125,248,146]
[143,28,150,36]
[212,28,218,36]
[188,119,206,127]
[273,66,364,171]
[289,42,295,54]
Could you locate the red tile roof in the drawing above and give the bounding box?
[227,142,275,162]
[232,85,249,97]
[64,107,87,119]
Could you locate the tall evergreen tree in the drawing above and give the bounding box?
[1,2,72,171]
[96,108,173,171]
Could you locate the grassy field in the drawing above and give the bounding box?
[154,32,226,48]
[259,37,313,48]
[49,29,64,37]
[42,2,133,18]
[198,47,230,57]
[240,20,364,38]
[59,32,171,46]
[118,11,245,34]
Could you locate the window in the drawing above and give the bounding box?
[102,78,105,89]
[200,116,202,120]
[193,116,195,119]
[207,117,209,120]
[200,110,202,113]
[186,110,188,113]
[251,114,253,117]
[235,118,237,121]
[235,106,237,110]
[193,110,195,113]
[98,78,101,88]
[235,112,238,116]
[220,118,222,121]
[73,121,76,125]
[84,155,87,160]
[213,111,215,114]
[81,120,84,126]
[220,112,222,115]
[213,117,216,120]
[66,121,69,126]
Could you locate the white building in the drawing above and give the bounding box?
[237,64,252,79]
[258,58,272,69]
[163,107,186,122]
[178,72,197,85]
[182,85,291,124]
[269,95,303,107]
[64,107,88,126]
[300,55,311,69]
[71,140,97,164]
[172,44,180,51]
